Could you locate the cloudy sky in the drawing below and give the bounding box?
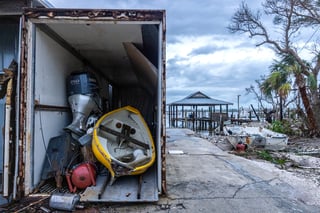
[48,0,276,109]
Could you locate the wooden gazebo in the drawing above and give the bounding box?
[167,91,233,133]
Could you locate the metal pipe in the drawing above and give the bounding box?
[13,17,23,200]
[157,21,164,193]
[237,94,241,119]
[3,79,12,197]
[17,15,27,199]
[34,103,69,111]
[27,21,37,195]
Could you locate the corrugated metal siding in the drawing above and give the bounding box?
[0,0,30,16]
[0,21,19,71]
[0,19,19,182]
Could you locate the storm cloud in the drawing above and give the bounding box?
[50,0,273,108]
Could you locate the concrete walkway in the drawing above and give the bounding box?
[97,128,320,212]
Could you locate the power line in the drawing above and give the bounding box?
[299,25,320,53]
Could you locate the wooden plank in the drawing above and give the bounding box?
[123,42,157,95]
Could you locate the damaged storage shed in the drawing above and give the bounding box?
[1,7,166,203]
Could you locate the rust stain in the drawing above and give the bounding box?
[16,14,28,199]
[161,17,167,193]
[88,11,106,18]
[47,11,55,18]
[246,136,251,145]
[24,8,164,22]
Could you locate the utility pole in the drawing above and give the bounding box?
[237,94,241,119]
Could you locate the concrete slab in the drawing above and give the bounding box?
[86,128,320,212]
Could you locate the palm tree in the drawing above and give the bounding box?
[261,55,319,134]
[260,59,292,121]
[282,55,319,134]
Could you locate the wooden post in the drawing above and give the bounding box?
[182,111,185,128]
[209,106,213,135]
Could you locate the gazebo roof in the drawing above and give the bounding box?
[169,91,233,106]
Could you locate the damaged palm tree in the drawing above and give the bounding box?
[229,0,320,136]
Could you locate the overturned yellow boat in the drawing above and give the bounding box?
[92,106,155,184]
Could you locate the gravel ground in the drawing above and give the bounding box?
[207,135,320,187]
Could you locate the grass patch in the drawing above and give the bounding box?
[257,150,273,162]
[257,150,288,165]
[235,149,289,166]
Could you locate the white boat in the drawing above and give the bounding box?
[92,106,156,184]
[223,125,288,151]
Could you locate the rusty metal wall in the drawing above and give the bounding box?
[0,18,19,205]
[0,20,19,172]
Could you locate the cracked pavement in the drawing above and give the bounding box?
[96,128,320,212]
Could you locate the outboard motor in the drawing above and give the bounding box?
[65,72,101,137]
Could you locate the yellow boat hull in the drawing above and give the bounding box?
[92,106,155,183]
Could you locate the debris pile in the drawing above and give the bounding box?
[208,133,320,187]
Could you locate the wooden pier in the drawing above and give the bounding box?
[167,92,233,134]
[169,112,229,133]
